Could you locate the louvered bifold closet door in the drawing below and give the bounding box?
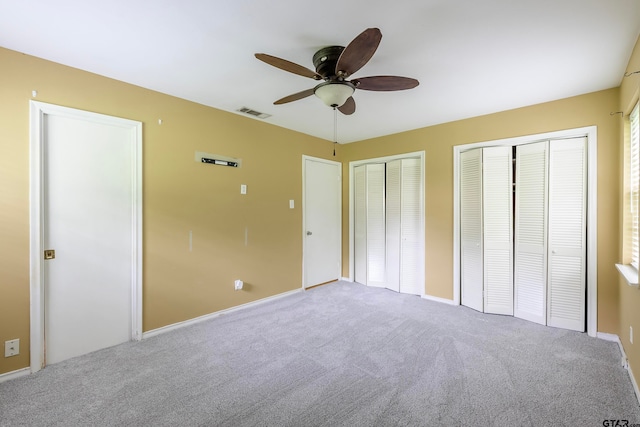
[514,141,549,325]
[400,158,422,295]
[385,160,402,292]
[354,165,367,285]
[460,149,483,312]
[482,147,513,315]
[366,164,387,287]
[547,138,587,332]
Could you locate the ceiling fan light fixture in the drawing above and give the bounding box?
[314,81,355,107]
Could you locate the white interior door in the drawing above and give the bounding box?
[354,155,424,295]
[303,157,341,288]
[460,149,483,312]
[399,158,422,295]
[364,164,386,287]
[514,141,549,325]
[454,130,593,334]
[482,146,513,315]
[385,158,422,295]
[547,138,587,331]
[43,112,137,365]
[354,165,367,285]
[385,160,402,292]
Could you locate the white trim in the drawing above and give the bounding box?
[615,263,639,287]
[422,294,457,305]
[452,148,461,305]
[596,332,620,342]
[340,276,353,282]
[301,155,342,289]
[349,165,354,281]
[419,154,426,298]
[597,333,640,406]
[452,126,598,337]
[629,363,640,408]
[29,102,45,372]
[29,101,143,373]
[143,288,303,339]
[132,119,143,342]
[0,368,30,384]
[347,151,426,297]
[587,128,598,337]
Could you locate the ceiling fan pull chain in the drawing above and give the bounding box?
[333,106,338,156]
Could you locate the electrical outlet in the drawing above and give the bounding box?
[4,339,19,357]
[631,326,634,344]
[234,279,243,291]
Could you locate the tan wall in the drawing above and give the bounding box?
[1,37,635,383]
[619,36,640,393]
[340,88,621,335]
[0,47,334,375]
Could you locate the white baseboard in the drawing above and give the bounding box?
[422,294,457,305]
[629,364,640,408]
[0,367,30,384]
[596,333,627,367]
[142,288,303,339]
[340,277,353,282]
[597,332,640,407]
[596,332,620,342]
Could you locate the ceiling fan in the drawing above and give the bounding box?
[255,28,419,115]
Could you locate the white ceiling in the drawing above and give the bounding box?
[1,0,639,143]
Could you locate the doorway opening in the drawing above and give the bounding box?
[453,127,597,336]
[348,151,425,296]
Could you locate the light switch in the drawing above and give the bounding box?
[241,184,247,194]
[289,200,294,209]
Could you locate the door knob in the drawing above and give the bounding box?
[307,231,312,236]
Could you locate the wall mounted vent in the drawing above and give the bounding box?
[237,107,271,119]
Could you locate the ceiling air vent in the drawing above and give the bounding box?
[237,107,271,119]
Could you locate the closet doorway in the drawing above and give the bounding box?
[349,152,425,296]
[453,127,597,336]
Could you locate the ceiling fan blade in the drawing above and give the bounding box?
[274,88,315,105]
[335,28,382,78]
[338,97,356,115]
[352,76,419,91]
[255,53,322,80]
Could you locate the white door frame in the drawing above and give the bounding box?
[452,126,597,336]
[29,101,143,372]
[348,151,426,296]
[302,155,342,288]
